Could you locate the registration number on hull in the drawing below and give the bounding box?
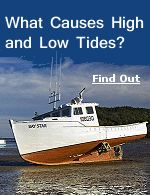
[80,116,94,122]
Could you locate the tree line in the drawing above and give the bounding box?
[96,106,150,138]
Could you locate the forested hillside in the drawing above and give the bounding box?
[96,106,150,138]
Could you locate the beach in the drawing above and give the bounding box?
[0,139,149,194]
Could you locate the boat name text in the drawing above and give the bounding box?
[28,124,47,128]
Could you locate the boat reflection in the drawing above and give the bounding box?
[14,160,149,194]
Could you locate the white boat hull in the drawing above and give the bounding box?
[10,120,147,165]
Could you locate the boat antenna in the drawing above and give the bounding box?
[54,51,57,109]
[79,87,86,101]
[49,57,53,104]
[48,52,61,110]
[58,57,61,101]
[71,87,86,104]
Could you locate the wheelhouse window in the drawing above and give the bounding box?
[74,107,83,115]
[62,108,70,117]
[52,111,60,117]
[86,106,94,114]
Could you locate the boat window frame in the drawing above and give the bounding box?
[86,106,94,114]
[62,107,70,117]
[52,111,60,117]
[73,107,83,115]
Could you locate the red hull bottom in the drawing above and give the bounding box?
[21,134,146,165]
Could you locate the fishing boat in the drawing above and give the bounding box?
[9,87,147,165]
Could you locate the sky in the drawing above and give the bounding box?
[0,0,150,137]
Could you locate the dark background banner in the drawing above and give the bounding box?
[1,0,149,65]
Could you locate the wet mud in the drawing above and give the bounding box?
[0,139,149,194]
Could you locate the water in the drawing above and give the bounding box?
[0,140,149,194]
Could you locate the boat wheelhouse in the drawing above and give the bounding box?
[33,102,99,127]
